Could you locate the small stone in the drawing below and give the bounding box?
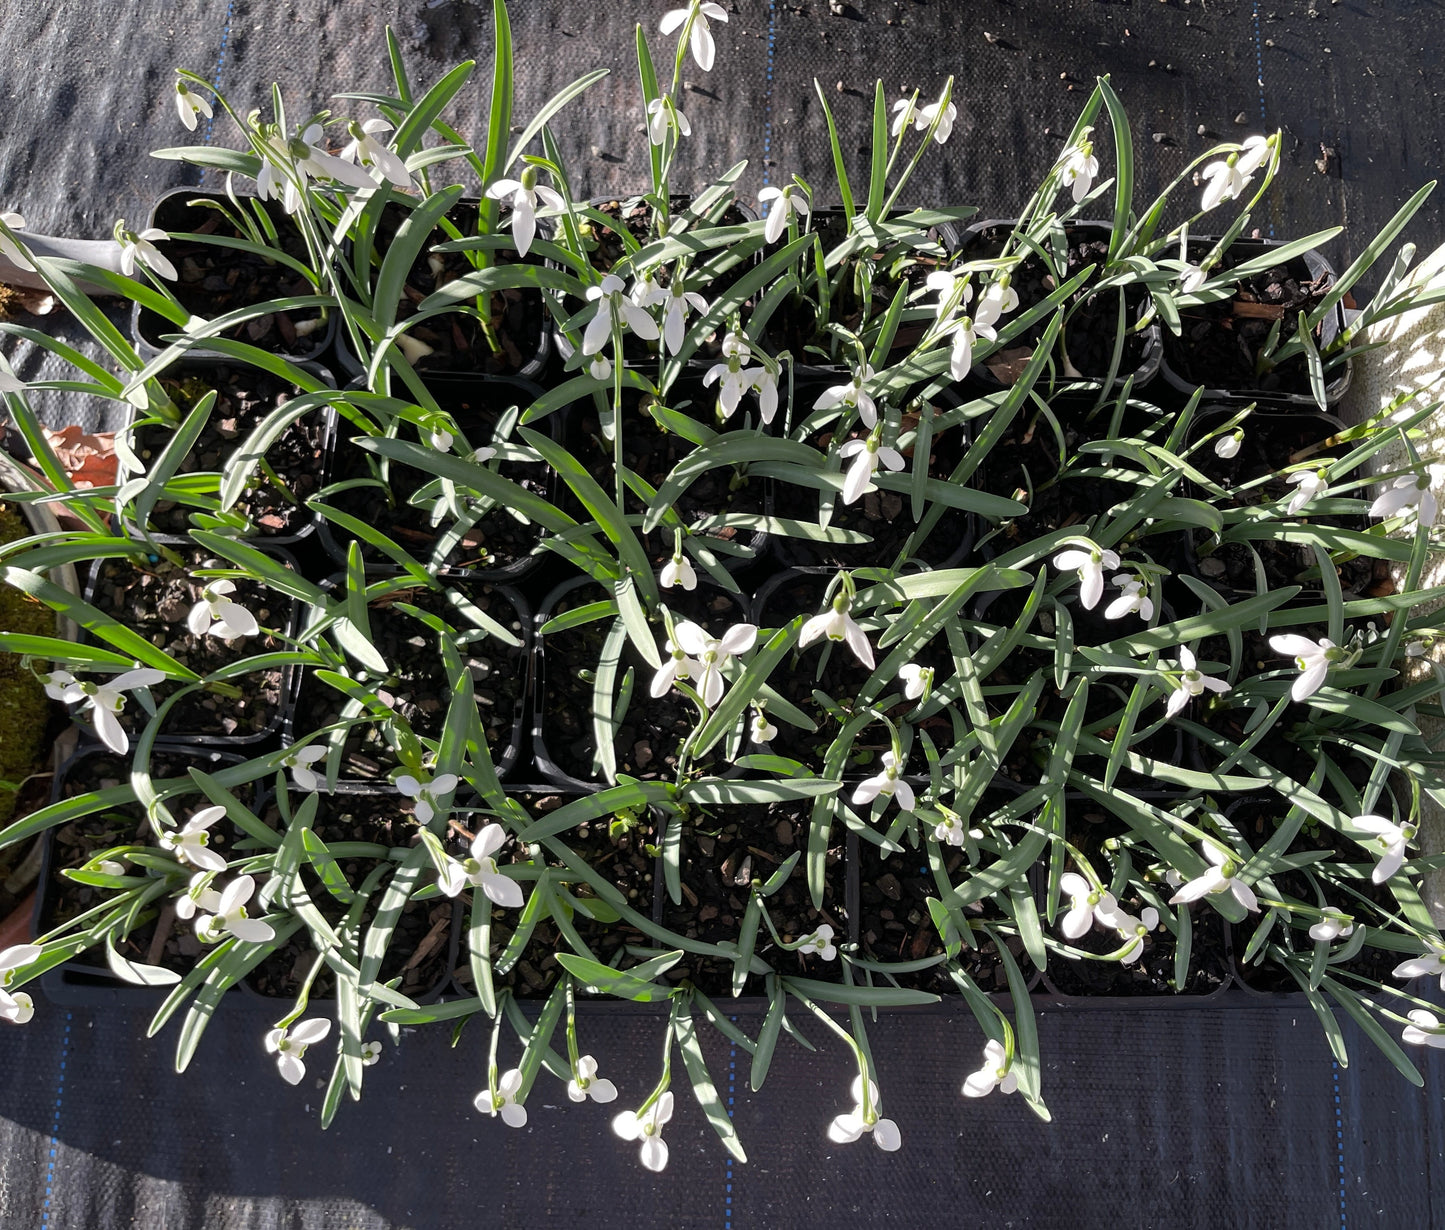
[1152,131,1167,144]
[877,873,902,901]
[1235,112,1249,125]
[1197,124,1208,136]
[1199,557,1227,578]
[1264,37,1275,46]
[983,30,999,43]
[632,740,653,769]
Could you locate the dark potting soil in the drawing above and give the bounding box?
[659,801,848,996]
[324,409,550,572]
[377,201,546,376]
[289,580,525,779]
[539,581,748,784]
[134,366,326,539]
[87,552,292,740]
[137,194,326,356]
[245,791,453,1001]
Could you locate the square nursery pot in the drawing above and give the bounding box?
[1160,235,1352,407]
[956,219,1162,394]
[131,187,336,364]
[33,746,253,1006]
[316,374,559,581]
[121,355,334,548]
[80,545,301,746]
[286,572,529,783]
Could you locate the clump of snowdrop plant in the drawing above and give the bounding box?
[7,0,1445,1178]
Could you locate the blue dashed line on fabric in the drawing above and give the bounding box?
[1332,1060,1346,1229]
[202,0,236,148]
[761,1,776,189]
[1249,0,1275,236]
[725,1017,737,1229]
[39,1011,72,1228]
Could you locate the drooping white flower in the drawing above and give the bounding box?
[40,669,76,701]
[650,634,696,698]
[1059,872,1103,941]
[475,1067,528,1127]
[1165,646,1232,718]
[646,95,691,146]
[340,118,414,191]
[798,923,837,962]
[1235,133,1274,178]
[800,594,875,668]
[852,751,915,814]
[1309,911,1355,943]
[1176,226,1208,293]
[1057,129,1100,204]
[750,364,780,424]
[838,437,906,505]
[828,1076,901,1151]
[962,1039,1018,1098]
[567,1055,619,1104]
[115,221,178,282]
[1095,899,1160,964]
[613,1091,675,1170]
[1268,634,1338,703]
[974,278,1020,328]
[1199,139,1272,213]
[703,331,755,418]
[361,1040,383,1066]
[485,169,565,258]
[56,666,167,755]
[932,809,975,848]
[750,707,778,745]
[255,122,379,213]
[757,183,810,244]
[281,744,328,792]
[186,579,259,642]
[660,552,697,591]
[1369,466,1445,529]
[174,81,213,131]
[1286,470,1327,514]
[660,2,729,72]
[812,364,878,429]
[1214,430,1243,459]
[660,280,709,355]
[948,315,997,381]
[195,874,276,944]
[159,806,229,873]
[1104,573,1153,621]
[1401,1010,1445,1049]
[437,823,525,908]
[925,268,973,321]
[1353,813,1415,884]
[0,944,40,1025]
[583,274,661,356]
[891,95,957,145]
[265,1017,331,1085]
[1169,842,1259,912]
[1394,948,1445,991]
[899,662,933,702]
[173,871,222,924]
[0,211,34,272]
[671,620,757,708]
[1053,543,1122,611]
[395,771,459,826]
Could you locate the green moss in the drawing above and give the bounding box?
[0,502,56,826]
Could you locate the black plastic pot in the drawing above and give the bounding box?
[1160,235,1351,408]
[132,187,336,365]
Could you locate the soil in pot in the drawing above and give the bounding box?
[132,365,326,540]
[136,193,326,356]
[539,580,748,784]
[659,800,848,996]
[86,550,294,741]
[376,200,546,376]
[289,579,526,779]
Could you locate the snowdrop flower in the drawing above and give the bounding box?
[1169,842,1259,912]
[891,95,957,145]
[660,279,709,355]
[750,363,780,424]
[757,183,810,244]
[437,824,525,908]
[115,220,178,282]
[838,436,906,505]
[670,620,757,708]
[1214,430,1243,459]
[813,364,878,429]
[1053,542,1121,611]
[173,871,222,925]
[1309,911,1355,943]
[646,95,691,146]
[1096,900,1160,964]
[925,268,972,321]
[630,269,667,310]
[160,806,229,873]
[0,945,39,1025]
[932,809,976,848]
[186,579,259,642]
[703,331,755,418]
[1104,573,1153,621]
[800,592,875,668]
[195,875,275,944]
[1199,136,1272,213]
[650,633,696,698]
[1236,133,1275,178]
[395,771,459,826]
[1353,814,1416,884]
[1394,947,1445,991]
[852,751,914,814]
[1369,465,1445,528]
[586,354,612,381]
[39,669,76,701]
[475,1068,528,1127]
[1269,634,1342,702]
[265,1018,331,1085]
[750,707,778,745]
[340,118,414,191]
[948,315,997,381]
[360,1040,383,1066]
[0,211,34,272]
[58,667,167,755]
[1057,128,1100,204]
[583,274,660,356]
[828,1076,901,1151]
[660,551,697,591]
[1286,469,1326,514]
[1401,1010,1445,1049]
[899,662,933,702]
[1165,646,1231,718]
[798,924,837,962]
[1058,872,1105,940]
[174,81,213,131]
[974,277,1020,328]
[254,122,374,213]
[613,1091,675,1170]
[281,744,328,792]
[1176,226,1209,293]
[567,1055,618,1104]
[660,2,728,72]
[962,1039,1018,1098]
